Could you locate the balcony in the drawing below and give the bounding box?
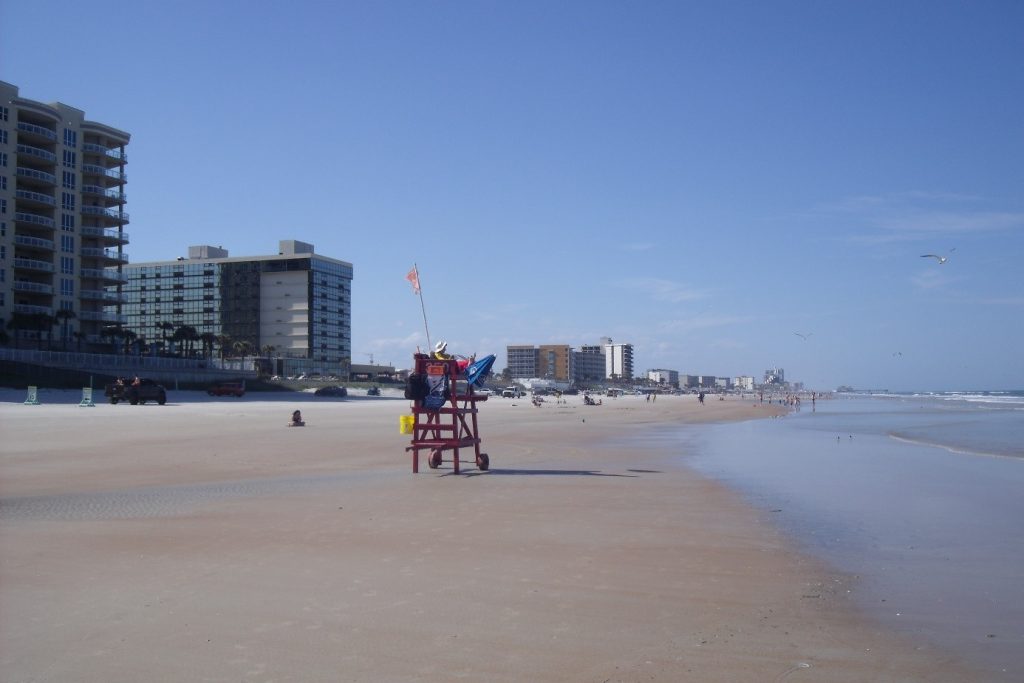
[81,247,129,263]
[16,122,58,142]
[81,185,127,204]
[81,289,124,303]
[15,167,57,186]
[82,142,127,164]
[15,189,56,207]
[81,205,130,224]
[13,258,55,273]
[16,144,56,164]
[13,304,54,316]
[13,281,54,295]
[79,310,127,324]
[81,164,126,183]
[14,212,56,229]
[81,268,128,283]
[14,235,56,251]
[81,226,130,243]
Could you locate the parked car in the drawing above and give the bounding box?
[314,385,348,397]
[502,386,524,398]
[207,382,245,397]
[105,377,167,405]
[366,386,381,396]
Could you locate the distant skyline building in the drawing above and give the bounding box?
[506,345,538,379]
[647,369,678,386]
[505,338,635,383]
[764,366,785,385]
[121,240,352,371]
[1,81,130,347]
[601,337,634,380]
[734,375,756,391]
[574,345,606,384]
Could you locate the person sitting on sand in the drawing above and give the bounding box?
[289,410,305,427]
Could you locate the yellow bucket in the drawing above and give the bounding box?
[399,414,415,435]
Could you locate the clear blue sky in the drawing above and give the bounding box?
[4,0,1022,391]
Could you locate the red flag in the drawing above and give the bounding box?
[405,266,420,294]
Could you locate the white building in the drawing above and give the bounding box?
[1,81,130,347]
[734,375,756,391]
[647,368,678,386]
[601,336,634,380]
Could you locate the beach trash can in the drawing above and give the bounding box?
[399,414,415,434]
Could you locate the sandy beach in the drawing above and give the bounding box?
[0,388,986,682]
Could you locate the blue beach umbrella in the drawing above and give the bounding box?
[465,354,496,387]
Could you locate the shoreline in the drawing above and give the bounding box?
[0,391,987,681]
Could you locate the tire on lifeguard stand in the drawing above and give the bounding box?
[476,453,489,471]
[428,449,443,469]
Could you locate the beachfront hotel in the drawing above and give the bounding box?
[120,240,353,374]
[507,338,634,384]
[0,81,130,347]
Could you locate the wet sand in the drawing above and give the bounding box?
[0,389,986,681]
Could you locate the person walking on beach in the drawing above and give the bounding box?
[698,391,705,405]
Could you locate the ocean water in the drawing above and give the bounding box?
[671,393,1024,681]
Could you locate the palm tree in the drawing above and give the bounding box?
[54,309,77,350]
[158,320,175,354]
[100,325,122,353]
[31,313,56,350]
[260,344,277,357]
[216,334,233,360]
[122,329,138,355]
[232,339,254,360]
[200,332,217,359]
[173,325,199,357]
[6,314,26,348]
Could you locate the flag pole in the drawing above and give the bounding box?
[413,263,432,350]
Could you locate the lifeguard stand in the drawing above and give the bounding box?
[406,354,489,473]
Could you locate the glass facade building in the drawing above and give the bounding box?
[121,241,352,369]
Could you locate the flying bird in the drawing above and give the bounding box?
[920,253,949,264]
[794,332,813,340]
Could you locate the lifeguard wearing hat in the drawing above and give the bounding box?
[432,340,452,360]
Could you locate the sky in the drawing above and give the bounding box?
[3,0,1022,391]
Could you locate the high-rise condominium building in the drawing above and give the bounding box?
[121,241,353,371]
[1,81,130,347]
[601,337,634,380]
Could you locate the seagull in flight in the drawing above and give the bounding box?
[920,252,952,264]
[794,332,813,340]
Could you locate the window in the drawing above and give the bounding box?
[61,278,74,296]
[0,268,5,282]
[0,175,6,190]
[62,150,76,168]
[0,198,5,214]
[1,246,5,260]
[64,129,77,147]
[61,192,75,210]
[61,214,75,231]
[1,221,5,236]
[0,152,6,167]
[61,256,74,274]
[61,235,74,253]
[62,171,76,189]
[0,106,8,121]
[0,130,7,144]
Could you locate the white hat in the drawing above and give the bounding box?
[434,340,447,353]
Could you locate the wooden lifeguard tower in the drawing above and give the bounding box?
[405,354,489,473]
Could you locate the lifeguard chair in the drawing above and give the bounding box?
[405,353,489,473]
